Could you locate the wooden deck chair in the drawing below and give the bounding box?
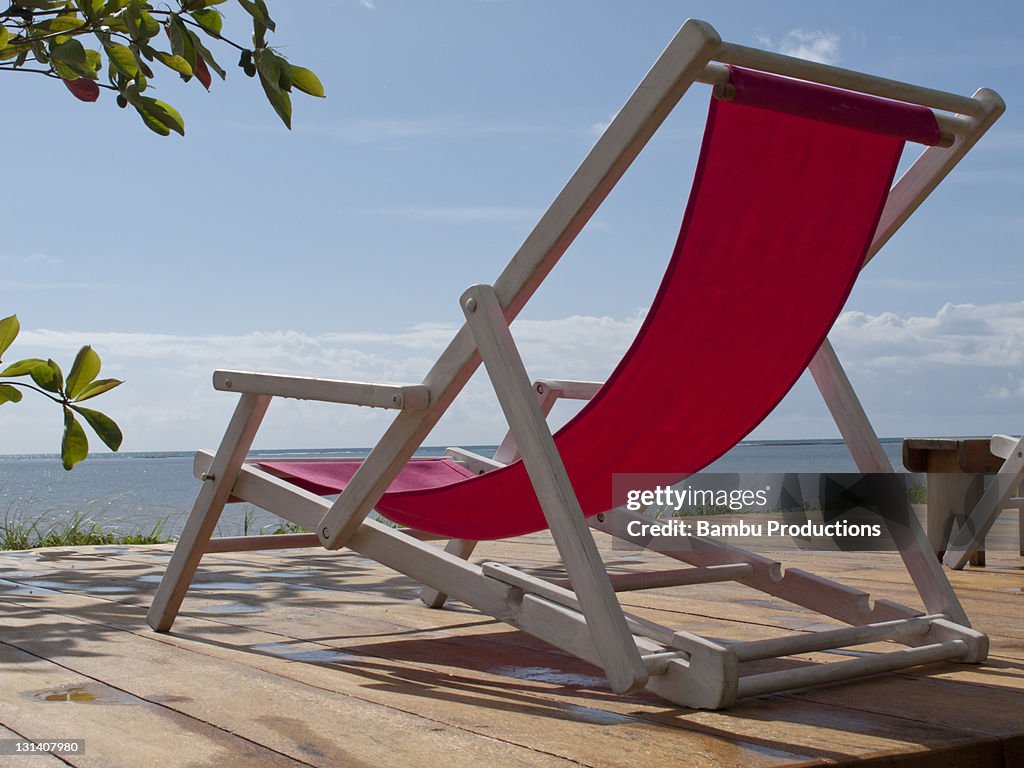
[944,434,1024,569]
[148,19,1005,709]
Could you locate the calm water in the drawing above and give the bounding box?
[0,441,907,538]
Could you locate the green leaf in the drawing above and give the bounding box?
[0,383,22,405]
[46,15,87,33]
[13,0,67,7]
[154,50,192,77]
[61,407,89,470]
[75,0,103,18]
[103,40,139,78]
[50,38,93,78]
[187,29,225,79]
[66,345,100,399]
[254,48,285,91]
[237,0,275,32]
[124,2,160,41]
[258,71,291,128]
[134,102,169,135]
[70,404,123,451]
[84,47,102,73]
[0,44,27,62]
[74,377,122,402]
[0,314,19,358]
[143,97,185,135]
[168,14,196,70]
[190,8,222,35]
[0,27,9,50]
[0,357,46,377]
[30,359,64,394]
[100,0,129,14]
[126,85,185,136]
[288,65,324,98]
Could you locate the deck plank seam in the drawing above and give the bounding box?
[0,637,322,768]
[0,599,604,768]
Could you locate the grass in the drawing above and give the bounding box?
[1,511,170,551]
[1,505,400,551]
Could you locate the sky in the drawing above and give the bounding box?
[1,1,1022,455]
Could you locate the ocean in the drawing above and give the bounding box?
[0,440,909,539]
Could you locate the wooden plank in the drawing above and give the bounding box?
[147,393,271,632]
[7,572,996,768]
[463,284,648,694]
[213,370,430,410]
[0,611,573,768]
[0,640,311,768]
[8,546,1024,766]
[314,20,723,551]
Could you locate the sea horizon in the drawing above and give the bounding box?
[1,437,927,540]
[0,435,941,463]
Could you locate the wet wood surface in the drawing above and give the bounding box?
[0,527,1021,768]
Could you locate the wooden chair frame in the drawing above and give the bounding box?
[148,19,1004,708]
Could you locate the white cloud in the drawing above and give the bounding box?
[5,301,1022,454]
[758,29,841,65]
[359,0,376,9]
[831,301,1024,370]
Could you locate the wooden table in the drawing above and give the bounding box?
[902,437,1010,565]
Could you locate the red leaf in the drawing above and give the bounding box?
[63,78,100,103]
[194,53,211,90]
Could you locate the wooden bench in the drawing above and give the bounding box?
[903,437,1022,565]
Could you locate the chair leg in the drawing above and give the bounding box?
[463,284,648,695]
[420,539,479,608]
[147,393,271,632]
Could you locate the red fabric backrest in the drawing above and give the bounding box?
[263,68,938,540]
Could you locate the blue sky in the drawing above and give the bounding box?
[2,1,1022,454]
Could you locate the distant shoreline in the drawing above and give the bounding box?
[0,436,943,462]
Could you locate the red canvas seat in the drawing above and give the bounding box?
[259,66,941,540]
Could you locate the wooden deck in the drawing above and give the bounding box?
[0,528,1022,767]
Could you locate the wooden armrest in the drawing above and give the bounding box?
[444,447,505,474]
[493,378,605,464]
[534,379,604,401]
[213,370,430,410]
